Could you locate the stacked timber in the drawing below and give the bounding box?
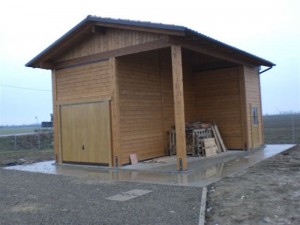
[168,121,226,157]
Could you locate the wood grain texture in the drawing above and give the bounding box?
[118,51,164,164]
[194,67,243,149]
[51,70,60,163]
[57,28,166,62]
[244,66,263,148]
[60,102,111,164]
[110,57,122,166]
[171,45,187,170]
[55,60,111,102]
[238,66,249,150]
[53,39,171,69]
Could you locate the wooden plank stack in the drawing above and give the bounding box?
[211,124,227,153]
[168,121,227,157]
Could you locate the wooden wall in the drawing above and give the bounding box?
[117,51,165,164]
[244,66,263,148]
[159,49,175,150]
[194,68,244,149]
[55,60,111,102]
[116,48,196,164]
[56,28,166,62]
[52,45,262,166]
[53,60,112,164]
[182,52,198,123]
[159,49,198,150]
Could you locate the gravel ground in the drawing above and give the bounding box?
[206,145,300,225]
[0,169,202,225]
[1,145,299,225]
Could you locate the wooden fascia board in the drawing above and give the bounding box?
[53,38,171,69]
[94,22,186,36]
[169,36,258,67]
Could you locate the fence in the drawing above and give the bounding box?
[0,131,53,151]
[263,113,300,144]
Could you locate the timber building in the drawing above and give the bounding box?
[26,16,275,170]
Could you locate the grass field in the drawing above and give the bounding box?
[0,114,298,167]
[0,126,38,135]
[263,113,300,144]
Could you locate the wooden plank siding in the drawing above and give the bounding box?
[194,68,244,149]
[158,49,200,152]
[55,60,111,102]
[56,28,166,62]
[53,60,113,164]
[159,49,175,152]
[182,52,198,123]
[51,70,60,162]
[244,66,264,148]
[117,51,165,164]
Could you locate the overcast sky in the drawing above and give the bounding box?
[0,0,299,125]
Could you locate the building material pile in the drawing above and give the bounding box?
[168,121,226,157]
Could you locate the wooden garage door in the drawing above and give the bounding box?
[60,101,111,165]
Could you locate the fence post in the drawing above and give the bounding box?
[37,132,41,149]
[14,135,17,150]
[291,113,295,144]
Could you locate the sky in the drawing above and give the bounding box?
[0,0,299,125]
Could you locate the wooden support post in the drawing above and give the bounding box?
[238,66,249,150]
[51,70,61,163]
[110,57,122,167]
[171,45,187,171]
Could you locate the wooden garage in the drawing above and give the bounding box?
[26,16,274,170]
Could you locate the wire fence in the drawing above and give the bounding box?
[263,113,300,144]
[0,132,53,151]
[0,113,298,152]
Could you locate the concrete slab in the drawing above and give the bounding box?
[5,144,295,187]
[106,189,152,201]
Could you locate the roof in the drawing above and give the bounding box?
[26,16,275,69]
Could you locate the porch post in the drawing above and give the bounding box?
[171,45,187,171]
[110,57,121,167]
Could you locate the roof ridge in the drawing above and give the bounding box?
[86,15,188,32]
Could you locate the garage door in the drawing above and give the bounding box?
[60,101,111,165]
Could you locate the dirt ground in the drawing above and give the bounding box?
[0,150,54,167]
[206,145,300,225]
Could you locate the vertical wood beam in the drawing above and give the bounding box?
[51,70,61,163]
[238,66,249,150]
[110,57,121,167]
[171,45,187,171]
[257,70,264,145]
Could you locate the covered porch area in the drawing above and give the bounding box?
[113,41,263,171]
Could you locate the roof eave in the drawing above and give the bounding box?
[184,29,275,68]
[26,17,92,68]
[26,16,275,69]
[25,16,188,69]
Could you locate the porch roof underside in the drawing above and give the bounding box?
[26,16,275,69]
